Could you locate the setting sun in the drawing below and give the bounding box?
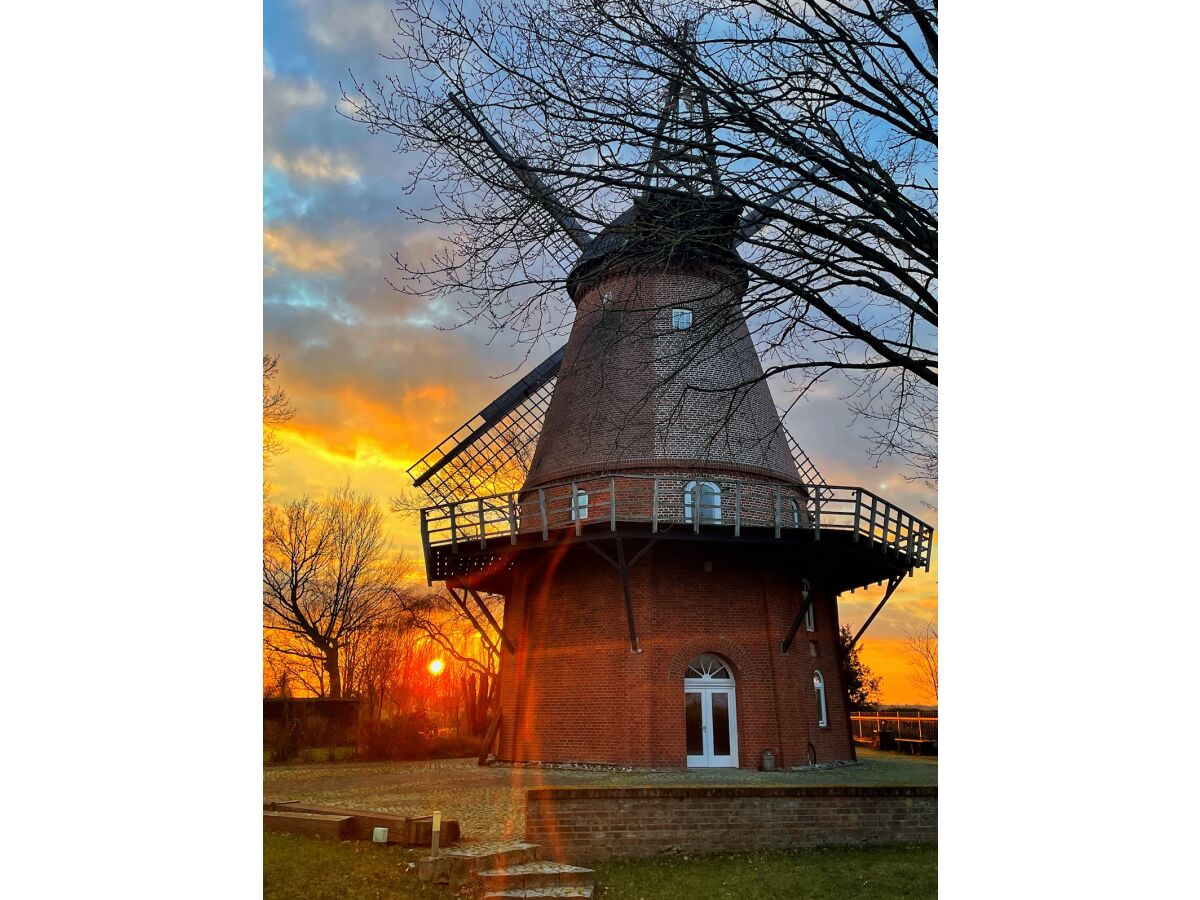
[427,658,445,676]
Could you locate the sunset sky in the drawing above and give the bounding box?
[264,0,938,705]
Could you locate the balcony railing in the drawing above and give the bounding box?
[419,473,933,573]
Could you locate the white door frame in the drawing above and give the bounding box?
[684,679,739,768]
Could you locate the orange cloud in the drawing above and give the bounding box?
[264,226,349,272]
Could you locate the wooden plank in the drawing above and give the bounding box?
[263,804,460,844]
[264,811,353,840]
[478,712,502,766]
[409,815,461,846]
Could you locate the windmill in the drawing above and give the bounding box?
[403,38,933,768]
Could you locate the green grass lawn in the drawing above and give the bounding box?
[264,833,936,899]
[264,833,441,900]
[595,846,936,899]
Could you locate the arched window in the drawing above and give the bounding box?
[683,481,721,524]
[805,600,815,632]
[571,489,589,521]
[686,653,733,680]
[813,670,828,727]
[789,499,801,528]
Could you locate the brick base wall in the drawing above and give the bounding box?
[525,786,937,862]
[497,541,855,768]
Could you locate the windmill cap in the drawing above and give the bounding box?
[566,193,745,302]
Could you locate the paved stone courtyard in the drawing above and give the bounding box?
[263,749,937,843]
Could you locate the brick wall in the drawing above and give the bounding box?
[496,541,854,768]
[525,785,937,862]
[525,262,799,489]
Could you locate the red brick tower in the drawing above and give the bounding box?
[408,86,932,770]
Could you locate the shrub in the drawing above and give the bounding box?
[355,712,435,761]
[425,734,482,759]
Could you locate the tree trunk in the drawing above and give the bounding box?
[474,672,491,735]
[325,644,342,699]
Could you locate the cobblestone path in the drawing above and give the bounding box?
[263,749,936,843]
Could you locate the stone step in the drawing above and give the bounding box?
[482,888,593,900]
[480,861,595,891]
[418,841,541,888]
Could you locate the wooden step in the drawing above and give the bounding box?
[263,811,352,840]
[480,861,594,891]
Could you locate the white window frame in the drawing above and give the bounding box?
[571,488,589,521]
[813,670,828,727]
[805,601,815,632]
[789,499,801,528]
[683,480,721,524]
[671,307,693,330]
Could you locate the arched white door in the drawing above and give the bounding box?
[684,654,739,767]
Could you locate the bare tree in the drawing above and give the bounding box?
[903,618,938,703]
[263,352,296,500]
[344,0,937,482]
[263,485,413,697]
[263,353,295,465]
[398,588,502,734]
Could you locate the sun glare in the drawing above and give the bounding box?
[427,658,445,676]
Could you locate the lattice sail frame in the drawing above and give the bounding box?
[408,351,829,507]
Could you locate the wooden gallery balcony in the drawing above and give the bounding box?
[419,474,933,595]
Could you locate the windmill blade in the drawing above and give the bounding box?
[781,422,830,503]
[429,92,594,252]
[408,346,566,502]
[733,164,823,247]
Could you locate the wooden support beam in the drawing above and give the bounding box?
[849,573,906,650]
[780,578,815,655]
[615,538,641,653]
[478,712,502,766]
[626,537,657,569]
[466,586,516,654]
[446,585,502,658]
[609,477,617,531]
[420,509,433,586]
[734,482,741,537]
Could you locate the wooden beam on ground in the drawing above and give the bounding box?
[409,815,461,846]
[263,811,353,840]
[263,803,460,845]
